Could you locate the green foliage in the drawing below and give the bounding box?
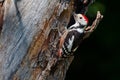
[87,2,105,18]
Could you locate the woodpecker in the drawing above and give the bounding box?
[58,12,88,57]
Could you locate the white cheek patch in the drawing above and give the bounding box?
[80,20,87,25]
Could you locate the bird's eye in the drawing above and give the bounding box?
[80,17,82,19]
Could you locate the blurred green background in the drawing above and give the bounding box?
[66,0,120,80]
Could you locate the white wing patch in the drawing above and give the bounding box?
[67,36,75,52]
[69,28,84,33]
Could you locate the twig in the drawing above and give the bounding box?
[84,11,103,39]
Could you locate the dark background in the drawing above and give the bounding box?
[66,0,120,80]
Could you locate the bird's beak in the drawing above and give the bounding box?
[72,12,75,15]
[72,12,77,18]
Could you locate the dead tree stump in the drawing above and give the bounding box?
[0,0,103,80]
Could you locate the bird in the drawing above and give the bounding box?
[58,12,88,57]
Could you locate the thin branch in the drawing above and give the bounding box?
[84,11,103,39]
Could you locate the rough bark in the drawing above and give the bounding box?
[0,0,103,80]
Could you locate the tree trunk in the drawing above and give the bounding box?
[0,0,103,80]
